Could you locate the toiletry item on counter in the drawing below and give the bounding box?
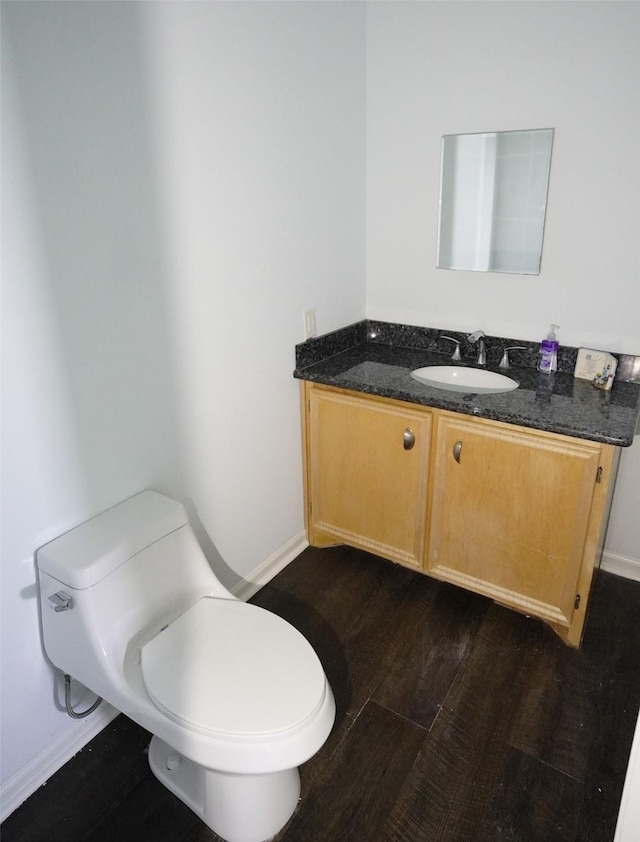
[538,324,559,373]
[574,347,618,391]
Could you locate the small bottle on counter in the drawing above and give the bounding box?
[539,324,559,373]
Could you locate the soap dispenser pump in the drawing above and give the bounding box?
[539,324,559,373]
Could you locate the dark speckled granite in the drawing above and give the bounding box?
[294,321,640,447]
[294,321,368,370]
[366,320,551,371]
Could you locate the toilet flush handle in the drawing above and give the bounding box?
[48,591,73,612]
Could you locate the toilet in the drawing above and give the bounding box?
[36,491,335,842]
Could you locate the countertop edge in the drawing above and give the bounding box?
[294,368,635,447]
[293,322,640,448]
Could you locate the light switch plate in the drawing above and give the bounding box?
[304,308,317,339]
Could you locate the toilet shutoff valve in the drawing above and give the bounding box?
[48,591,73,612]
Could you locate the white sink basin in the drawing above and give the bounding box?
[411,365,519,394]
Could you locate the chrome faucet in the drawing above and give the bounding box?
[499,345,526,369]
[441,335,462,361]
[467,330,486,365]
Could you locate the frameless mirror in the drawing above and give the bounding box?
[437,128,553,274]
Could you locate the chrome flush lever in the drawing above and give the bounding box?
[48,591,73,612]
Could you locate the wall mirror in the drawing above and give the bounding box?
[437,128,554,275]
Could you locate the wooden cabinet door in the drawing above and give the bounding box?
[427,413,603,627]
[305,387,432,569]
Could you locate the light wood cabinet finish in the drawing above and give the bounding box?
[427,412,617,646]
[304,385,432,569]
[301,382,619,647]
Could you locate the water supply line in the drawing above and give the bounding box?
[64,674,102,719]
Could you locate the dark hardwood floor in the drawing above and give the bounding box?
[4,545,640,841]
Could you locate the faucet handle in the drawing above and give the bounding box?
[441,335,461,361]
[499,346,526,369]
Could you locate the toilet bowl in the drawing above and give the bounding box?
[36,491,335,842]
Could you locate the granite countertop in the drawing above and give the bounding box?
[294,321,640,447]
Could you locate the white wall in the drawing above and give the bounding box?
[365,0,640,566]
[0,0,366,805]
[366,1,640,351]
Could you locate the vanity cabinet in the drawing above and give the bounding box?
[303,385,432,569]
[427,412,617,646]
[301,383,618,647]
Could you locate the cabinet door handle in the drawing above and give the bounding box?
[453,440,463,463]
[403,427,415,450]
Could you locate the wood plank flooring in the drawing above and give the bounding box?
[3,545,640,841]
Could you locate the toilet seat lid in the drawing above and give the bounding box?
[140,597,327,737]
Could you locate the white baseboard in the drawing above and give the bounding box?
[601,550,640,582]
[232,530,309,602]
[0,703,119,823]
[0,533,308,822]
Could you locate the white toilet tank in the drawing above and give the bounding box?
[36,491,233,697]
